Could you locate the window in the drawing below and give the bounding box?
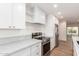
[67,27,78,36]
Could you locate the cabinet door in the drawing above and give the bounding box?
[50,38,55,50]
[9,48,30,56]
[0,4,12,28]
[12,3,25,29]
[30,43,41,56]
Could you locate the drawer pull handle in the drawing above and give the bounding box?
[9,26,11,28]
[36,46,39,47]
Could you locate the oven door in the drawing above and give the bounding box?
[43,41,50,55]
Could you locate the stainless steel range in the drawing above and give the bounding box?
[32,32,50,56]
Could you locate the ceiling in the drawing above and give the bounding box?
[34,3,79,24]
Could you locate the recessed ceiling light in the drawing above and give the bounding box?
[53,4,58,8]
[57,12,61,15]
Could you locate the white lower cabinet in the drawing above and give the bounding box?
[9,48,30,56]
[73,44,77,56]
[30,43,41,56]
[9,43,41,56]
[74,47,77,56]
[50,37,55,50]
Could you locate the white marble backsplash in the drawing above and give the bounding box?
[0,35,32,45]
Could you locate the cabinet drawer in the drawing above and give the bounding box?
[9,48,30,56]
[32,43,40,48]
[31,50,41,56]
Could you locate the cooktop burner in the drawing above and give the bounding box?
[32,32,50,44]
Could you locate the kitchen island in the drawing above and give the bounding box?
[72,36,79,56]
[0,39,42,56]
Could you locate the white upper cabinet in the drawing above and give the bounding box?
[0,4,12,28]
[0,3,25,29]
[33,6,46,24]
[12,3,26,29]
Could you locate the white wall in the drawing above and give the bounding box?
[0,29,27,38]
[26,23,45,33]
[59,21,67,41]
[0,23,44,38]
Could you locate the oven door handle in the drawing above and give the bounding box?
[42,41,50,45]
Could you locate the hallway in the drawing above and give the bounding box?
[50,39,73,56]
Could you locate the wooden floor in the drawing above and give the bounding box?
[50,39,73,56]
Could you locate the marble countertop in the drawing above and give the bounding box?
[72,36,79,56]
[0,39,41,56]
